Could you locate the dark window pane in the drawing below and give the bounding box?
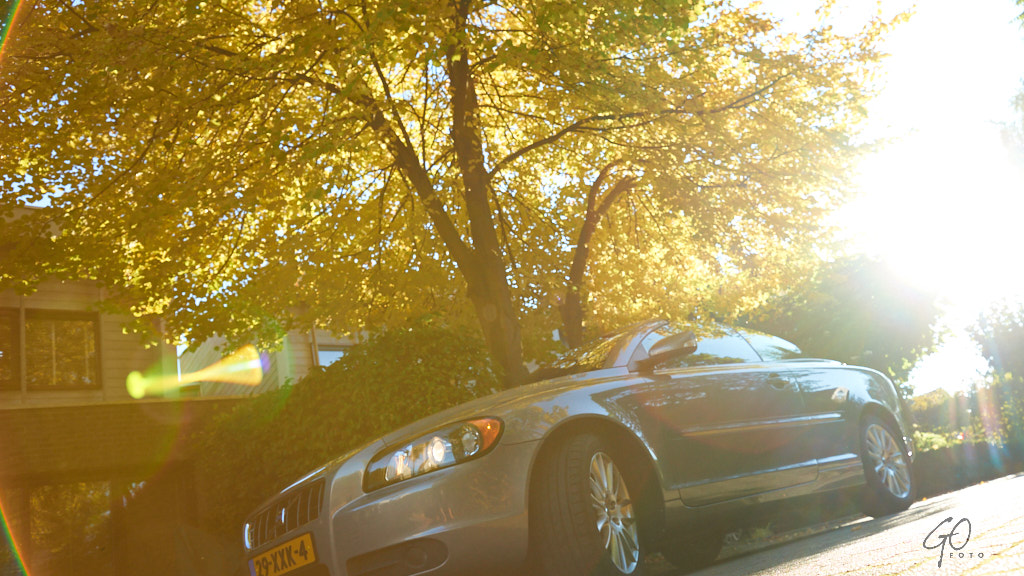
[0,310,17,390]
[24,314,98,390]
[24,317,53,388]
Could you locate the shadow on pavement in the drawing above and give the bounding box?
[650,473,1024,576]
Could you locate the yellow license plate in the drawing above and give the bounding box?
[249,533,316,576]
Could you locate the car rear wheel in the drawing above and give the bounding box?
[859,415,915,517]
[531,434,645,576]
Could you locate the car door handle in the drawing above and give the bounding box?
[767,374,789,389]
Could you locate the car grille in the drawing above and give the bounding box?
[248,479,325,549]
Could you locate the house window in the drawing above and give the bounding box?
[0,309,18,390]
[317,346,348,367]
[23,311,100,390]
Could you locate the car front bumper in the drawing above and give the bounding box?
[245,439,538,576]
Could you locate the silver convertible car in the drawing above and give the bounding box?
[242,320,915,576]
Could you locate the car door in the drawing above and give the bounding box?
[781,364,871,472]
[632,325,818,506]
[740,330,864,486]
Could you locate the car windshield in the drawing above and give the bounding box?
[528,327,640,383]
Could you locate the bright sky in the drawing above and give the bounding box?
[763,0,1024,395]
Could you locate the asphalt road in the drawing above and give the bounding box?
[650,473,1024,576]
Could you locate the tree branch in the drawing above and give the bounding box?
[488,72,797,181]
[559,161,638,347]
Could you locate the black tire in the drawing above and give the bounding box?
[859,415,915,517]
[531,434,646,576]
[658,528,723,574]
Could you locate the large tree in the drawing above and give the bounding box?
[972,303,1024,381]
[969,304,1024,443]
[0,0,891,385]
[746,255,940,392]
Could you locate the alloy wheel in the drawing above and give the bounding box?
[864,423,911,499]
[588,451,640,574]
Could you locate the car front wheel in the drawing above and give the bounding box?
[859,415,915,517]
[531,434,645,576]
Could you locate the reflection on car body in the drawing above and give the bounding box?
[243,320,915,576]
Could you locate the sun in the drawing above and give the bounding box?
[757,1,1024,319]
[826,0,1024,318]
[837,125,1024,395]
[842,126,1024,313]
[792,0,1024,394]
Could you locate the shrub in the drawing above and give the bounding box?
[190,319,498,537]
[912,430,964,453]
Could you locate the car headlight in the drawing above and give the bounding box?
[364,418,502,492]
[243,521,254,551]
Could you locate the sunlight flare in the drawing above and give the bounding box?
[0,494,31,576]
[0,0,25,65]
[126,345,263,399]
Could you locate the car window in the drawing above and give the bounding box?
[739,329,803,361]
[531,327,636,381]
[642,323,761,368]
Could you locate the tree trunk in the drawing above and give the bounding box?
[356,0,538,387]
[463,260,528,387]
[448,0,527,386]
[363,93,526,386]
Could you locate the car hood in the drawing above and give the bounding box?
[375,367,630,447]
[256,367,623,505]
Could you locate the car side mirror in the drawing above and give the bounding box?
[634,331,698,373]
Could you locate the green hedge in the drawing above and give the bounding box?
[914,440,1024,498]
[191,319,498,538]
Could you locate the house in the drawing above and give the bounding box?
[0,211,355,575]
[0,279,175,405]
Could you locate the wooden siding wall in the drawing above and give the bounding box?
[0,281,170,409]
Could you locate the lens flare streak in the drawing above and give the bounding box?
[0,0,25,66]
[0,495,30,576]
[126,345,263,399]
